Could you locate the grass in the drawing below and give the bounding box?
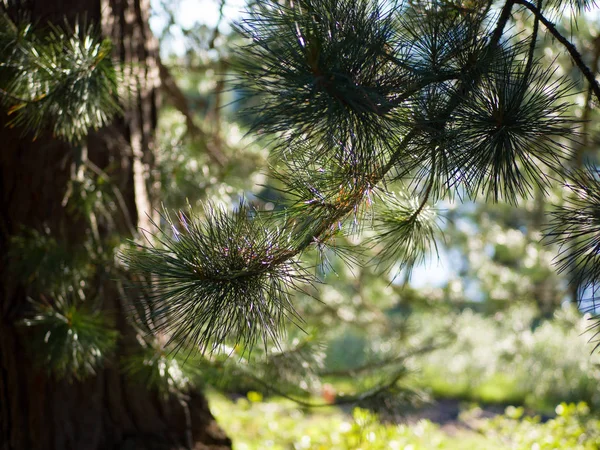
[208,391,600,450]
[208,391,503,450]
[415,368,528,406]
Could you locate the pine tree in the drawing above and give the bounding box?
[0,2,231,449]
[4,0,600,448]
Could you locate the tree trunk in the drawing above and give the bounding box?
[0,1,231,449]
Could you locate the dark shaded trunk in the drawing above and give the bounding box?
[0,1,231,449]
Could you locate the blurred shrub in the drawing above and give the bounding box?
[209,392,600,449]
[415,304,600,411]
[478,402,600,450]
[324,329,368,373]
[209,392,492,450]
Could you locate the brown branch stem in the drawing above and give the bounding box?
[157,56,228,167]
[514,0,600,102]
[230,364,413,409]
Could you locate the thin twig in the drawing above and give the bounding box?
[157,56,228,167]
[490,0,516,47]
[514,0,600,102]
[522,0,541,85]
[319,341,441,378]
[231,364,412,408]
[209,0,227,49]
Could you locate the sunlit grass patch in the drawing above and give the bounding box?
[208,391,498,450]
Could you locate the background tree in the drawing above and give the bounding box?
[0,1,231,449]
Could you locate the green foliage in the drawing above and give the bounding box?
[373,192,441,275]
[7,4,600,448]
[5,177,126,383]
[235,0,576,200]
[122,203,310,353]
[210,393,482,450]
[478,402,600,449]
[128,0,590,353]
[21,285,117,381]
[210,392,600,449]
[546,165,600,311]
[454,55,575,202]
[415,304,600,411]
[324,329,367,373]
[234,0,405,165]
[0,13,120,142]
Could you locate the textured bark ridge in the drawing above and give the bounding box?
[0,1,231,449]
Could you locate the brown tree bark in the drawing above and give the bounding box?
[0,1,231,449]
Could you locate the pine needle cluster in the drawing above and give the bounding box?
[546,166,600,310]
[122,203,310,354]
[22,285,118,381]
[454,57,575,201]
[234,0,406,170]
[10,228,118,381]
[373,192,441,276]
[0,13,120,142]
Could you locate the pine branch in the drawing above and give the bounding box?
[262,0,544,254]
[122,202,311,354]
[0,14,121,142]
[129,0,580,352]
[514,0,600,102]
[21,286,118,381]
